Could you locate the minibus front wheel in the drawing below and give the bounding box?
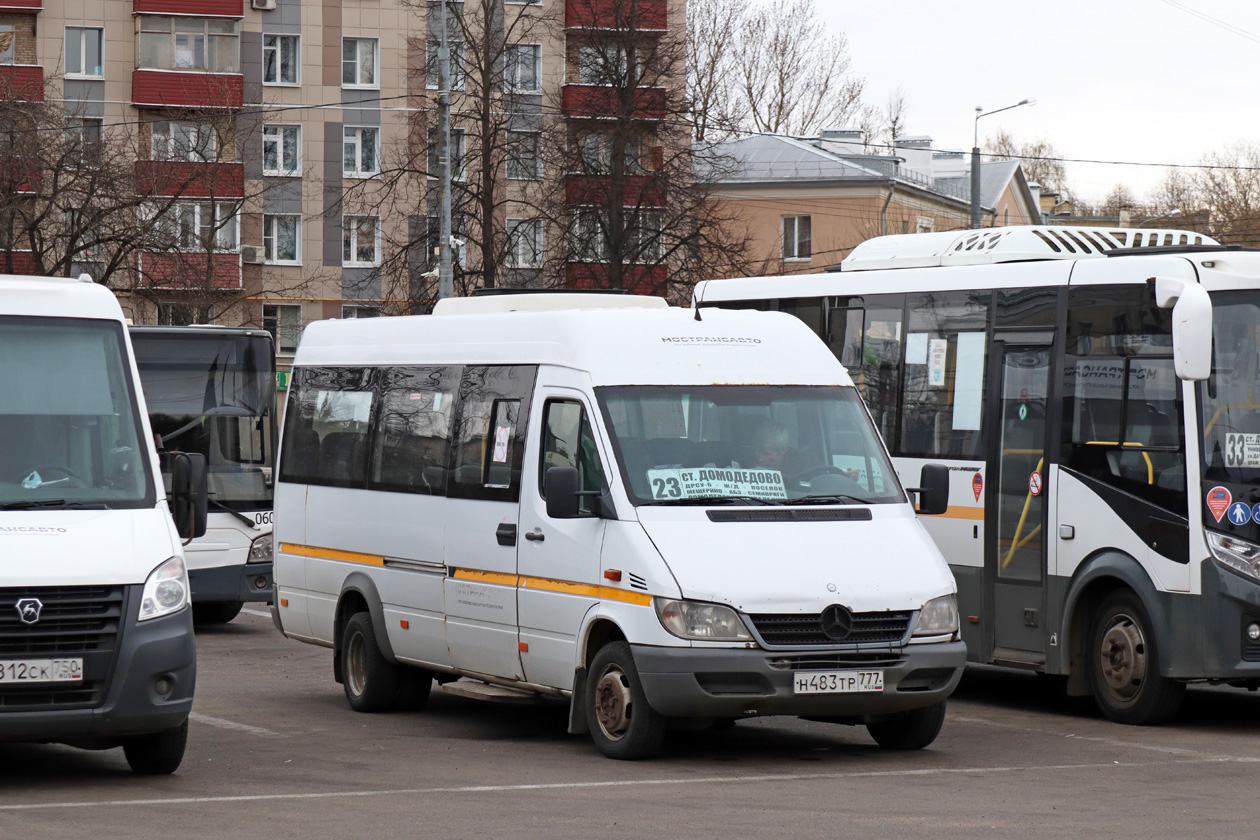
[123,719,189,775]
[865,701,946,750]
[586,642,666,760]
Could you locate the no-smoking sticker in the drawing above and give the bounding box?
[1029,471,1042,496]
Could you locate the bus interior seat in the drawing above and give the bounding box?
[320,431,365,483]
[288,425,320,471]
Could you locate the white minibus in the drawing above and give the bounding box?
[0,275,206,773]
[273,293,964,759]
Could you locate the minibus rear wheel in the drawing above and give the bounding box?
[1087,590,1185,725]
[342,611,399,712]
[123,719,188,775]
[865,701,946,750]
[586,642,666,760]
[193,600,243,625]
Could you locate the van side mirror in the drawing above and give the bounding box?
[1155,276,1212,381]
[170,452,208,541]
[545,466,582,519]
[908,464,949,516]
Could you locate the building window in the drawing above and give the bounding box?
[506,131,541,180]
[342,126,379,178]
[262,34,299,85]
[263,303,302,354]
[263,214,300,264]
[151,201,238,251]
[505,44,541,92]
[427,127,465,180]
[138,17,240,74]
[341,305,380,319]
[342,37,378,88]
[262,124,300,175]
[628,209,663,263]
[426,215,467,268]
[159,301,214,326]
[571,210,606,262]
[65,27,104,78]
[916,216,934,234]
[782,215,811,260]
[151,120,218,162]
[425,40,464,90]
[64,118,104,166]
[578,46,631,85]
[0,24,14,65]
[63,209,104,278]
[343,215,380,266]
[506,218,543,269]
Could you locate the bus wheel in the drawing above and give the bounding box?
[585,642,666,760]
[393,666,435,711]
[123,719,188,775]
[866,701,947,750]
[341,611,399,713]
[192,601,243,625]
[1088,590,1185,725]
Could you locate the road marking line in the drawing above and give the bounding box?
[189,713,279,737]
[948,714,1258,760]
[2,757,1254,811]
[240,608,271,619]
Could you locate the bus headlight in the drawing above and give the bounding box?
[1207,531,1260,583]
[249,533,273,563]
[655,598,752,641]
[139,556,189,621]
[914,594,959,636]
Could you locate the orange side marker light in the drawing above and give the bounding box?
[518,642,529,652]
[280,598,288,607]
[400,620,410,629]
[604,569,623,582]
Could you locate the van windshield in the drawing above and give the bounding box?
[596,385,905,506]
[0,316,154,510]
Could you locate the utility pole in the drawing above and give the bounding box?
[436,0,454,299]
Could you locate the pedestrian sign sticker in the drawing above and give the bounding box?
[1228,501,1252,527]
[1207,486,1232,522]
[1029,471,1042,496]
[972,473,983,501]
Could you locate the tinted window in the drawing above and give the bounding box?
[540,400,606,514]
[843,295,904,447]
[371,366,458,495]
[449,366,537,502]
[279,367,376,488]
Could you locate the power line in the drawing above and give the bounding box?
[1157,0,1260,45]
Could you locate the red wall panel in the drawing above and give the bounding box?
[134,0,243,16]
[565,262,667,295]
[132,70,244,109]
[136,161,244,198]
[562,85,666,120]
[141,252,241,290]
[566,0,667,30]
[0,64,44,100]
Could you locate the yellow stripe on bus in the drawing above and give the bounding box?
[920,506,985,521]
[453,569,653,606]
[279,543,384,566]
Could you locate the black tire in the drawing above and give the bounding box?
[585,641,667,760]
[392,665,435,711]
[866,701,947,750]
[1088,589,1185,725]
[193,601,244,625]
[341,611,399,713]
[123,719,189,775]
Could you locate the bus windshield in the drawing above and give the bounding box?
[132,330,275,512]
[0,316,153,509]
[596,385,905,506]
[1202,292,1260,485]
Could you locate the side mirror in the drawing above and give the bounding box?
[170,452,208,541]
[909,464,949,516]
[545,466,582,519]
[1155,276,1212,381]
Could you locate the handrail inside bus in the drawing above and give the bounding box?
[1002,457,1044,571]
[1082,441,1154,484]
[1203,401,1260,436]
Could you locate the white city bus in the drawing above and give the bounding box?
[694,225,1260,725]
[130,326,275,625]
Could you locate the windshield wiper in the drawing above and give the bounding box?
[793,494,875,506]
[0,499,109,510]
[207,496,259,529]
[646,495,780,506]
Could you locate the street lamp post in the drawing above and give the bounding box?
[971,98,1035,228]
[1137,208,1183,227]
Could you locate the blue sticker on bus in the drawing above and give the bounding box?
[1252,503,1260,525]
[1228,502,1252,526]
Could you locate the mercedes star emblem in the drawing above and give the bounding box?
[820,604,853,641]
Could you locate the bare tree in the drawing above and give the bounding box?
[986,129,1069,194]
[1100,183,1138,218]
[686,0,746,142]
[882,87,909,151]
[1192,142,1260,245]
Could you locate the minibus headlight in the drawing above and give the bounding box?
[139,556,189,621]
[914,594,959,636]
[249,533,273,563]
[655,598,752,641]
[1207,531,1260,583]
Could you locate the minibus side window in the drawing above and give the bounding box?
[539,399,605,514]
[449,365,537,502]
[370,365,459,496]
[847,295,904,449]
[278,366,376,488]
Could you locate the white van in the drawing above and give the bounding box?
[273,294,964,758]
[0,276,205,774]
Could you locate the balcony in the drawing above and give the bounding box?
[0,157,42,194]
[0,1,43,9]
[565,262,666,295]
[136,161,244,198]
[140,252,241,290]
[134,0,243,15]
[0,251,37,275]
[566,0,667,31]
[133,70,244,109]
[566,174,664,207]
[562,85,666,120]
[0,64,44,100]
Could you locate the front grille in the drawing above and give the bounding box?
[749,610,913,646]
[0,586,125,656]
[767,652,906,670]
[0,682,106,709]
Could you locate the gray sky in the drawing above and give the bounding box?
[814,0,1259,203]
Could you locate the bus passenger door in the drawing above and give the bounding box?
[986,339,1053,663]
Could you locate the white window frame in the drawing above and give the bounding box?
[427,127,465,181]
[65,117,104,165]
[571,210,606,262]
[426,40,464,91]
[152,201,239,252]
[505,44,542,92]
[262,123,301,176]
[0,24,14,66]
[65,26,104,78]
[506,218,543,269]
[341,305,380,319]
[342,215,380,267]
[262,303,302,355]
[262,33,300,86]
[343,126,380,178]
[341,37,378,89]
[577,45,631,86]
[781,215,811,261]
[137,16,240,74]
[507,130,542,180]
[151,120,218,163]
[263,213,301,264]
[916,215,934,234]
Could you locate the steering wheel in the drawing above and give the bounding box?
[13,464,87,488]
[787,465,850,485]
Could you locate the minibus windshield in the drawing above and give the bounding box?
[597,385,905,506]
[1201,292,1260,485]
[0,316,153,509]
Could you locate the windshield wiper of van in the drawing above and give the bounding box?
[0,499,110,510]
[207,496,259,529]
[646,495,780,506]
[792,494,875,506]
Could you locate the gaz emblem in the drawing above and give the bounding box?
[15,598,43,625]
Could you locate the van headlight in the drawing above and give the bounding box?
[139,556,190,621]
[914,594,959,636]
[1207,531,1260,583]
[249,533,273,563]
[655,598,752,641]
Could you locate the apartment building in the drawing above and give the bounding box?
[0,0,682,361]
